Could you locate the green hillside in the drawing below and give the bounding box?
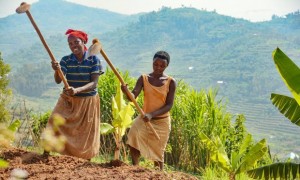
[0,0,138,55]
[1,1,300,158]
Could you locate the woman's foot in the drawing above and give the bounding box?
[154,161,163,170]
[129,146,140,165]
[43,150,50,156]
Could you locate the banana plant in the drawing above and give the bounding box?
[199,132,267,180]
[270,47,300,126]
[246,48,300,179]
[247,162,300,179]
[100,81,134,160]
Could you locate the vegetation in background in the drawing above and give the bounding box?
[40,114,66,153]
[167,82,245,173]
[0,52,12,123]
[0,51,16,168]
[0,120,21,168]
[31,111,51,140]
[9,63,55,97]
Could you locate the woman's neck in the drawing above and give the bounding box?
[75,53,84,62]
[150,73,164,79]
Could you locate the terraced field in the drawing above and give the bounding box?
[227,100,300,159]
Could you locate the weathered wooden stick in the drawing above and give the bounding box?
[16,2,69,89]
[89,38,160,140]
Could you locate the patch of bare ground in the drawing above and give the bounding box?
[0,148,199,179]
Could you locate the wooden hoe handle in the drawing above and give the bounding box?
[16,2,69,89]
[97,42,160,140]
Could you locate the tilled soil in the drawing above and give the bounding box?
[0,148,198,180]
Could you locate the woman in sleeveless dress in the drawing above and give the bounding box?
[122,51,176,170]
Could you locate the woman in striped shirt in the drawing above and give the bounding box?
[46,29,104,160]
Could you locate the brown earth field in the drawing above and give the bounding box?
[0,148,199,180]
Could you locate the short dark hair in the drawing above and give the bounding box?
[153,51,170,65]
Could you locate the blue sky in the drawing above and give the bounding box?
[1,0,300,22]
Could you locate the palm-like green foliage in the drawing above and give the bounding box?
[247,48,300,179]
[270,47,300,127]
[98,68,136,123]
[111,81,134,137]
[98,69,135,160]
[200,132,268,180]
[247,162,300,179]
[110,81,134,160]
[272,48,300,103]
[270,93,300,126]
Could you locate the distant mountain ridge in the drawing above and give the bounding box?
[1,1,299,97]
[1,1,299,99]
[0,0,139,55]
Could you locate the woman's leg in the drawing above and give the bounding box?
[154,161,163,170]
[43,150,50,156]
[129,146,140,165]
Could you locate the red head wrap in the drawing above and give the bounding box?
[65,29,88,50]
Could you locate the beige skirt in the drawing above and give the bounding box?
[47,93,100,159]
[126,115,171,162]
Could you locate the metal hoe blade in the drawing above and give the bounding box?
[16,2,30,14]
[87,39,102,57]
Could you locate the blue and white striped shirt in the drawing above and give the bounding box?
[60,52,104,97]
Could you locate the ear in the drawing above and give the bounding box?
[165,60,169,66]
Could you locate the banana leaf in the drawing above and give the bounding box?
[113,103,134,136]
[236,139,267,174]
[232,134,252,169]
[199,131,231,172]
[8,120,21,132]
[111,83,134,136]
[247,162,300,179]
[271,93,300,126]
[100,123,114,135]
[272,48,300,105]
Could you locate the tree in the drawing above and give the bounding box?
[0,52,12,122]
